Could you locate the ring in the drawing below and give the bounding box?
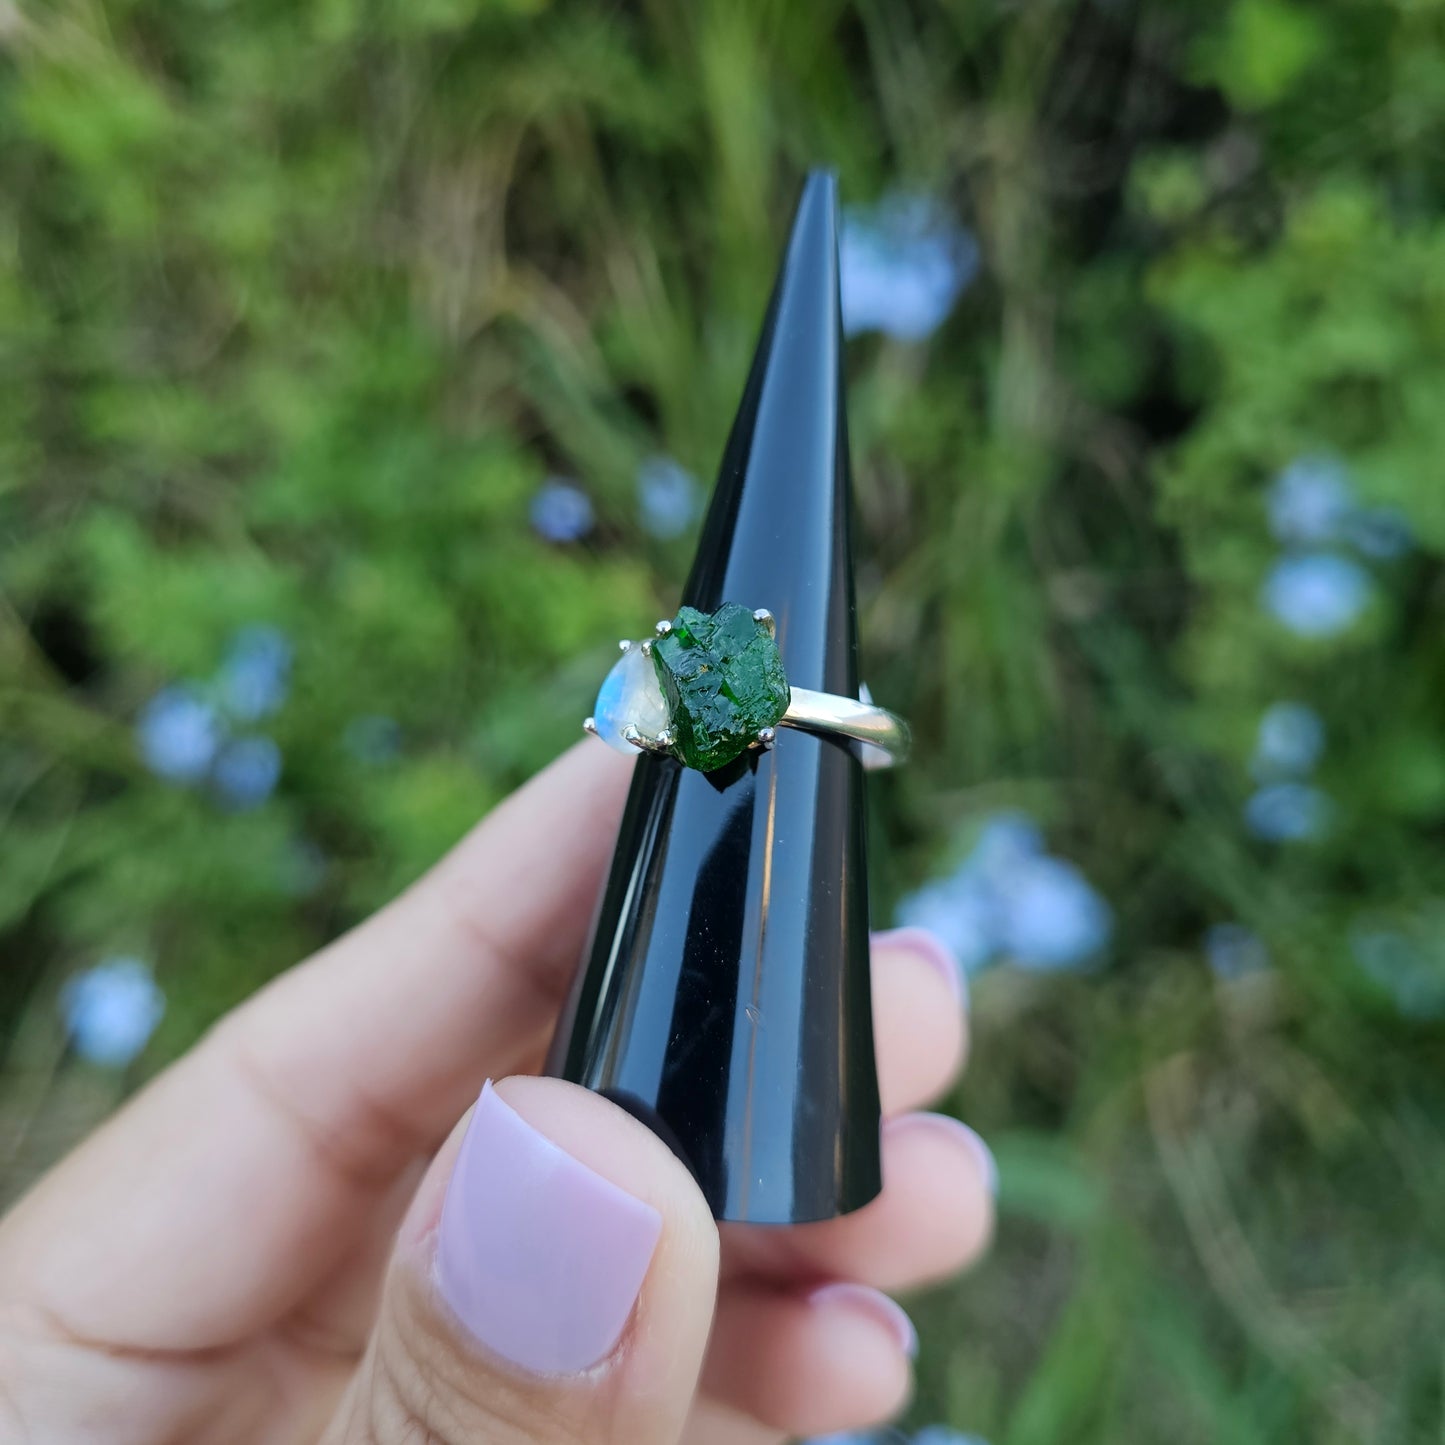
[583,602,909,773]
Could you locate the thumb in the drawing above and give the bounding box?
[325,1076,720,1445]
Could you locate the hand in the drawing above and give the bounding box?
[0,743,993,1445]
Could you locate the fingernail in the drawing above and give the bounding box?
[436,1081,662,1375]
[808,1282,918,1359]
[887,1111,999,1197]
[871,927,967,1008]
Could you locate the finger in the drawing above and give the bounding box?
[870,928,968,1115]
[289,921,969,1354]
[279,1158,427,1361]
[224,739,636,1156]
[290,924,972,1359]
[323,1076,719,1445]
[0,742,633,1348]
[279,921,969,1361]
[722,1112,996,1292]
[701,1281,914,1438]
[682,1398,785,1445]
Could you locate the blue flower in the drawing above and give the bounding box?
[136,684,223,783]
[913,1429,993,1445]
[1244,782,1331,842]
[896,870,999,974]
[529,478,594,543]
[1267,454,1354,545]
[211,735,282,810]
[1265,452,1414,562]
[1262,553,1371,638]
[1348,504,1414,560]
[1204,923,1269,980]
[970,811,1045,877]
[994,855,1112,971]
[1351,926,1445,1020]
[637,455,701,540]
[61,956,165,1068]
[216,624,291,722]
[344,714,401,764]
[897,811,1110,975]
[840,194,978,341]
[1252,701,1325,780]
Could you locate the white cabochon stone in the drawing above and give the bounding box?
[592,645,671,754]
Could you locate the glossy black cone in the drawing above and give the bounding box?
[548,171,882,1223]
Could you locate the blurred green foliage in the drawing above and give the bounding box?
[3,0,1445,1440]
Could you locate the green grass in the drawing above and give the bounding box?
[3,0,1445,1438]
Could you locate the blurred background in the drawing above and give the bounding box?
[3,1,1444,1441]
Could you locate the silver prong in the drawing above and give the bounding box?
[640,638,654,657]
[656,729,674,749]
[756,726,776,746]
[753,608,775,636]
[654,618,673,638]
[583,717,598,736]
[618,638,632,652]
[623,723,672,756]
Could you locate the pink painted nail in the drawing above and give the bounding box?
[435,1081,662,1375]
[887,1110,999,1197]
[871,926,967,1008]
[808,1281,918,1358]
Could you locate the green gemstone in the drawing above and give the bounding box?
[650,603,790,772]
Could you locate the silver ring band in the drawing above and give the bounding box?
[780,687,909,769]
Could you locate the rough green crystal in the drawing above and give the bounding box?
[651,603,790,772]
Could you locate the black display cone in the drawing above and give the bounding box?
[547,171,882,1224]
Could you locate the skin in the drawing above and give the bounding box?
[0,743,992,1445]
